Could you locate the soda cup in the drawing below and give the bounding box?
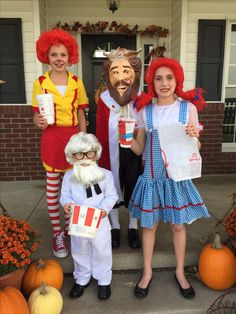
[119,117,136,148]
[36,93,55,124]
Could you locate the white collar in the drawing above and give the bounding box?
[100,90,121,113]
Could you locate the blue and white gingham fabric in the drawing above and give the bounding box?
[179,101,188,125]
[128,101,209,228]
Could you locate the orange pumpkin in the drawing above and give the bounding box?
[199,233,236,290]
[22,259,63,297]
[0,286,30,314]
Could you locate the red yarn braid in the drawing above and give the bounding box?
[136,58,207,111]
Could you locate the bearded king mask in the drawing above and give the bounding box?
[102,48,142,107]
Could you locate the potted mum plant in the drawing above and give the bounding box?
[0,213,40,290]
[224,193,236,255]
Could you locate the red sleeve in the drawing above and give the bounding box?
[32,107,40,113]
[96,98,111,170]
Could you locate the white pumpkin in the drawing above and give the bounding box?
[28,282,63,314]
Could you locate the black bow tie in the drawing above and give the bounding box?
[86,183,102,198]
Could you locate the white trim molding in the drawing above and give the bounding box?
[222,143,236,152]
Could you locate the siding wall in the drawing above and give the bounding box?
[0,0,235,180]
[0,0,43,104]
[39,0,47,32]
[170,0,182,60]
[47,0,170,28]
[184,1,236,172]
[185,0,236,91]
[0,0,171,104]
[47,0,171,76]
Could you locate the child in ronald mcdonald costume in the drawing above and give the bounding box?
[32,28,89,258]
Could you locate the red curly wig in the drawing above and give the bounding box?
[136,57,207,111]
[36,28,78,65]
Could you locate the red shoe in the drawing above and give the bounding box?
[64,229,70,239]
[53,231,68,258]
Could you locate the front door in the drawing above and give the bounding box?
[81,34,136,134]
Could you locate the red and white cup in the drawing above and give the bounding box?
[36,93,55,125]
[119,117,136,148]
[68,205,103,238]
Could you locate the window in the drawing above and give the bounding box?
[0,18,26,104]
[196,20,226,101]
[223,23,236,146]
[143,44,154,92]
[92,42,120,58]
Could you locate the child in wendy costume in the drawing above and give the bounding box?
[128,57,210,299]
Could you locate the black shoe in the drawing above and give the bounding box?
[175,275,195,299]
[128,228,141,248]
[69,282,90,298]
[134,277,152,299]
[98,285,111,300]
[111,229,120,248]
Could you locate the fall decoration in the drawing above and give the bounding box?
[200,193,236,245]
[28,282,63,314]
[0,269,25,290]
[224,193,236,254]
[224,207,236,239]
[148,45,166,59]
[207,289,236,314]
[198,233,236,291]
[0,286,30,314]
[55,20,169,38]
[0,215,40,276]
[22,258,63,297]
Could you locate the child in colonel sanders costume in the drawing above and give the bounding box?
[60,132,118,300]
[96,48,143,249]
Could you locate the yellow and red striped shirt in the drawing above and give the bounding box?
[32,71,89,126]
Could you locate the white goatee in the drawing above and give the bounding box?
[72,160,105,187]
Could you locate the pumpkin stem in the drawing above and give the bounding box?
[212,233,222,249]
[38,258,45,269]
[40,282,47,295]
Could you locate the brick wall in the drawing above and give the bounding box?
[0,103,236,181]
[0,105,44,181]
[199,102,236,174]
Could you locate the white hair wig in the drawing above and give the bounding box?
[65,132,102,165]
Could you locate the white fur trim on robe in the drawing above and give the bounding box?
[100,90,139,204]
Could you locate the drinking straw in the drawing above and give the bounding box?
[127,104,130,119]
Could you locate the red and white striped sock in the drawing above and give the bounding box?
[46,172,61,235]
[64,213,70,236]
[59,172,70,235]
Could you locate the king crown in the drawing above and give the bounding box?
[100,47,142,61]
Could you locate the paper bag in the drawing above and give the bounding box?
[157,124,202,182]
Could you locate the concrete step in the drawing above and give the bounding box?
[1,176,236,314]
[30,204,212,272]
[1,176,236,273]
[60,271,234,314]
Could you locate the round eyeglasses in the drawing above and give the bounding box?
[73,151,96,160]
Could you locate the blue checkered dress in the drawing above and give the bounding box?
[128,102,209,228]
